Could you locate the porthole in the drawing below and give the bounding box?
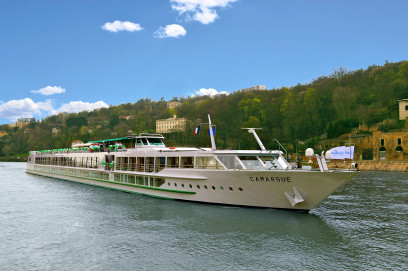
[168,182,170,186]
[189,184,193,188]
[182,183,185,188]
[238,187,243,191]
[174,183,177,187]
[197,185,200,189]
[229,187,233,191]
[220,186,224,191]
[204,185,208,189]
[212,186,215,190]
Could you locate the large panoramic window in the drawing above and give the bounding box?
[259,155,282,169]
[238,156,264,170]
[196,157,223,169]
[147,138,164,145]
[217,156,243,169]
[167,157,179,168]
[181,157,194,168]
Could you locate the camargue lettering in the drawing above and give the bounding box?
[249,176,291,182]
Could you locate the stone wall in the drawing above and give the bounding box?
[327,160,408,171]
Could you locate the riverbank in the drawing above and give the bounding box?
[0,156,27,162]
[327,160,408,172]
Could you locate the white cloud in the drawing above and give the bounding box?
[193,88,229,97]
[170,0,237,24]
[31,86,66,95]
[154,24,187,38]
[102,20,143,32]
[52,101,109,115]
[0,98,109,122]
[0,98,53,121]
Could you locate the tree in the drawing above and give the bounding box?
[2,145,11,157]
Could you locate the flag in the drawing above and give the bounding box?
[329,146,354,159]
[207,127,216,135]
[194,125,201,135]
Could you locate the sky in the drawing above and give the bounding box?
[0,0,407,124]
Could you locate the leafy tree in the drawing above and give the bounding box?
[66,115,87,128]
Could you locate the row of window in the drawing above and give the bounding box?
[34,165,109,180]
[167,182,243,192]
[33,166,163,188]
[113,174,165,187]
[380,138,403,146]
[35,156,100,168]
[34,154,281,172]
[33,166,235,191]
[115,156,224,172]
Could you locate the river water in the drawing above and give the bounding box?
[0,162,407,270]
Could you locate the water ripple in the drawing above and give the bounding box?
[0,163,407,270]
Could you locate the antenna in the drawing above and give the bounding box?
[241,128,266,151]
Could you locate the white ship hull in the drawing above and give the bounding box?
[26,128,359,211]
[26,163,357,211]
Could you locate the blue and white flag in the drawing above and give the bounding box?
[329,146,354,160]
[207,127,216,136]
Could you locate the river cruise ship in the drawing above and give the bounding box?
[26,116,358,211]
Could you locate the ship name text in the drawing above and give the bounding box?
[249,176,291,182]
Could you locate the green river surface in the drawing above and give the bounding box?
[0,162,407,270]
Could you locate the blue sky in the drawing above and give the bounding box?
[0,0,407,124]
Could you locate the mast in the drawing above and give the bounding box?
[208,114,216,150]
[243,128,266,151]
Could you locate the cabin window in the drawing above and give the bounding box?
[122,174,128,183]
[75,157,81,167]
[154,178,165,187]
[217,156,243,169]
[238,156,264,170]
[116,157,122,170]
[141,138,148,145]
[114,174,121,182]
[129,157,136,171]
[136,139,143,146]
[136,176,144,185]
[148,138,164,146]
[146,157,154,172]
[122,157,129,171]
[136,157,145,172]
[156,157,166,171]
[167,157,179,168]
[181,157,194,168]
[128,175,136,184]
[87,157,93,168]
[259,156,282,169]
[196,157,223,169]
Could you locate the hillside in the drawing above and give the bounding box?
[1,60,407,159]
